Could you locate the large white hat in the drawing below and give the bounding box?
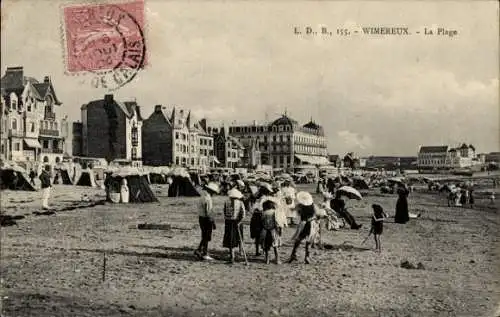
[228,188,243,199]
[296,191,313,206]
[205,182,220,194]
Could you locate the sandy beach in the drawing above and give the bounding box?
[1,183,499,317]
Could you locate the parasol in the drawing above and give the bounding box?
[337,186,363,200]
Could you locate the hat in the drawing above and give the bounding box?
[205,182,220,194]
[228,188,243,199]
[296,191,313,206]
[249,185,259,195]
[260,182,273,194]
[236,179,245,188]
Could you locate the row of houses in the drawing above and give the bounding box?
[70,94,329,172]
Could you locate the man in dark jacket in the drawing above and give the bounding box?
[39,165,52,209]
[29,169,36,186]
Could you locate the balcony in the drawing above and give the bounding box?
[39,129,60,137]
[8,130,24,138]
[41,148,63,154]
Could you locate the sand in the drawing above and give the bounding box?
[1,183,499,317]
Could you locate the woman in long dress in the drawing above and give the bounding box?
[394,185,410,224]
[260,199,283,264]
[223,188,246,263]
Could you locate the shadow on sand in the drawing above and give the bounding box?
[71,245,258,264]
[322,243,371,252]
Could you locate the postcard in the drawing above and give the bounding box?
[1,1,499,316]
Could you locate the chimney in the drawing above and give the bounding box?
[154,105,162,112]
[44,76,50,83]
[104,94,114,103]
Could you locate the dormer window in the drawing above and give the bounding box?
[131,124,138,146]
[10,93,17,110]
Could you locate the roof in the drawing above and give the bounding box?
[419,146,449,153]
[82,97,142,120]
[303,120,321,130]
[269,115,297,126]
[124,101,143,121]
[1,67,61,105]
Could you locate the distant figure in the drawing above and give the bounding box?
[120,178,129,203]
[39,166,52,210]
[490,192,496,205]
[394,185,410,224]
[29,169,36,186]
[469,189,475,209]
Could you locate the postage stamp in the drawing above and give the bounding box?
[61,0,146,91]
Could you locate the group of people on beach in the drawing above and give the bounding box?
[193,176,398,264]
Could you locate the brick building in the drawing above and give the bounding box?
[0,66,66,171]
[74,94,143,167]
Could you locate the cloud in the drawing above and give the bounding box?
[337,130,373,151]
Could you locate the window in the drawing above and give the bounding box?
[54,122,58,130]
[30,122,35,132]
[27,104,31,112]
[0,144,3,154]
[11,118,17,130]
[43,156,49,163]
[131,148,137,160]
[55,157,61,163]
[11,98,17,110]
[14,143,20,151]
[43,140,49,149]
[191,158,195,165]
[131,126,138,146]
[176,157,180,165]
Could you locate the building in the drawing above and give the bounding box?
[417,144,479,170]
[225,114,329,170]
[343,152,359,169]
[485,152,500,164]
[212,126,244,169]
[75,94,143,167]
[364,156,417,170]
[447,144,476,168]
[141,105,215,172]
[0,66,66,171]
[240,137,262,168]
[417,146,450,170]
[328,154,342,167]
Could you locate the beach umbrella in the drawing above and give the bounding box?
[337,186,363,200]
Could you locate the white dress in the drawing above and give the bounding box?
[120,183,130,203]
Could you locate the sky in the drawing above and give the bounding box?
[1,0,499,156]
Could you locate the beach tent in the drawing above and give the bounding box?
[75,169,98,187]
[107,168,158,203]
[53,168,73,185]
[167,167,200,197]
[0,164,36,191]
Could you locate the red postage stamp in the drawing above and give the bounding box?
[62,0,146,90]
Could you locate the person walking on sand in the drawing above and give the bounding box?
[194,182,220,261]
[29,169,36,186]
[370,204,388,253]
[39,165,52,210]
[260,199,282,264]
[223,188,246,264]
[288,191,319,264]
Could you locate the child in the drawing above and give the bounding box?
[223,188,246,264]
[260,199,282,264]
[371,204,388,253]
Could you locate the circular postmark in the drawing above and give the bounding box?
[66,3,146,91]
